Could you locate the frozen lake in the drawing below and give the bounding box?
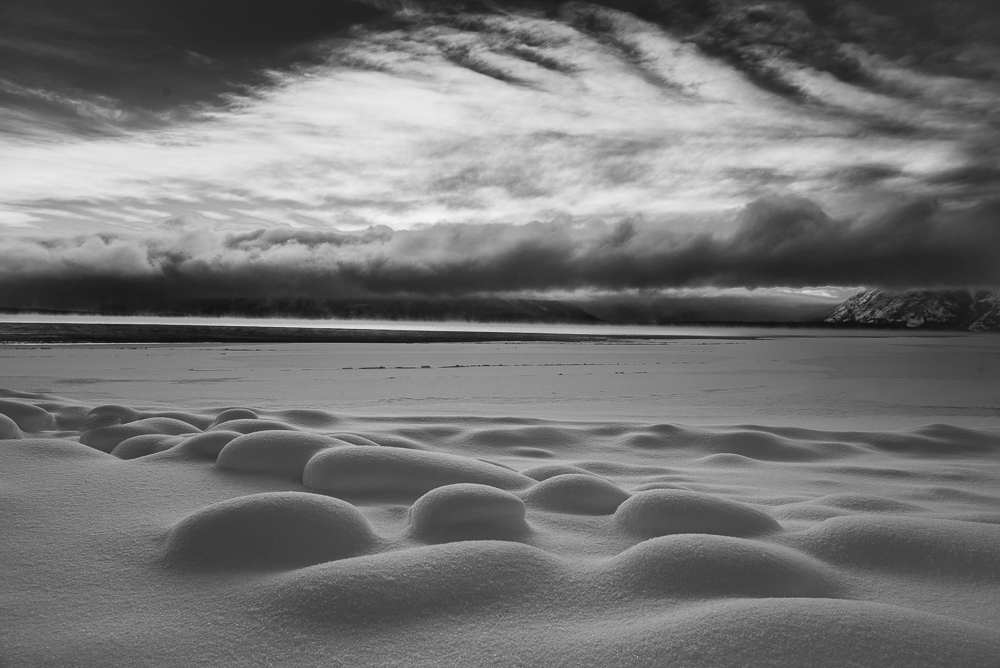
[2,332,997,430]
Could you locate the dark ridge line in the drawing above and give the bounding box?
[0,322,763,345]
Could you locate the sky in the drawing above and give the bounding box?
[1,0,998,308]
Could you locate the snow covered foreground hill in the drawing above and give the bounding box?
[826,289,1000,331]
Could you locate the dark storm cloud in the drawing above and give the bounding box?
[1,196,997,311]
[8,0,997,129]
[0,0,389,133]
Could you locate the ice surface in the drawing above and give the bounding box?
[2,335,998,430]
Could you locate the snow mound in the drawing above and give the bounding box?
[275,408,340,429]
[354,432,427,450]
[463,424,589,456]
[161,430,242,460]
[408,483,529,541]
[603,533,842,599]
[216,431,347,477]
[164,491,378,571]
[572,598,1000,668]
[615,489,782,537]
[520,463,602,481]
[80,417,202,453]
[36,402,90,431]
[695,453,758,467]
[207,418,298,434]
[326,433,381,447]
[209,408,258,428]
[266,541,567,626]
[83,405,211,430]
[864,424,1000,456]
[794,515,1000,578]
[303,446,535,497]
[521,474,630,514]
[3,437,111,459]
[111,434,183,459]
[704,430,859,461]
[0,399,56,432]
[0,413,23,440]
[809,493,923,513]
[82,404,145,428]
[771,505,851,522]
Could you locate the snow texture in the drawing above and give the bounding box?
[1,387,999,667]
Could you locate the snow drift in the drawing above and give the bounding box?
[1,388,999,667]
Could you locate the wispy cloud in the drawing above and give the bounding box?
[2,4,998,234]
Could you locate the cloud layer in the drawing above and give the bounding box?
[1,0,998,299]
[1,196,997,311]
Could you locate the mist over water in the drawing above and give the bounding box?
[0,313,963,339]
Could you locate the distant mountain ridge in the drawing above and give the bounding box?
[7,291,999,330]
[825,289,1000,331]
[0,293,838,326]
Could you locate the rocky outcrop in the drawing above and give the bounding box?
[826,289,1000,331]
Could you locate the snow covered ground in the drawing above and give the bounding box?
[2,334,999,666]
[1,334,997,429]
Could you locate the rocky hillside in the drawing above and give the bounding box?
[826,289,1000,331]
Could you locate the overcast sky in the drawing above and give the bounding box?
[1,0,998,302]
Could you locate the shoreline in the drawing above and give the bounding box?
[0,320,978,345]
[0,322,758,345]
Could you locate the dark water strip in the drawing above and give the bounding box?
[0,322,762,344]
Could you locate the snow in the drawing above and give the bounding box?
[1,337,999,666]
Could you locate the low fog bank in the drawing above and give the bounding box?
[0,292,840,327]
